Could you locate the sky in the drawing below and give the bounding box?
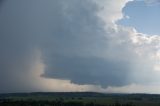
[119,0,160,35]
[0,0,160,94]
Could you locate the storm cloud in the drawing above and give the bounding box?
[0,0,160,93]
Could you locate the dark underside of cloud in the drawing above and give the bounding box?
[42,56,130,87]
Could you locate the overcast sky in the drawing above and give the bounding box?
[0,0,160,93]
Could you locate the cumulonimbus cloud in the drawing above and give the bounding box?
[0,0,160,93]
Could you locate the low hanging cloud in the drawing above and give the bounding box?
[0,0,160,93]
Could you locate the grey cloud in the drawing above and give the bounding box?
[37,0,132,87]
[0,0,158,93]
[0,0,131,92]
[42,56,130,87]
[0,0,53,92]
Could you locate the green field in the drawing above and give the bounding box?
[1,92,160,106]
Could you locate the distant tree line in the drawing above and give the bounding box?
[0,99,135,106]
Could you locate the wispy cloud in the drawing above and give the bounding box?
[144,0,160,5]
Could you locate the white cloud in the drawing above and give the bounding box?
[94,0,133,27]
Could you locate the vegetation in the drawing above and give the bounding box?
[0,92,160,106]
